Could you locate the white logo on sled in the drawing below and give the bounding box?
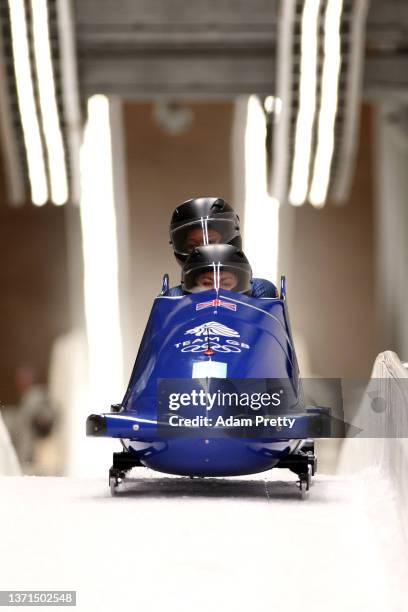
[174,321,249,353]
[185,321,240,338]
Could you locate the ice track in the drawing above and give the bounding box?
[1,468,407,612]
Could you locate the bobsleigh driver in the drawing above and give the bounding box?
[182,244,252,295]
[87,196,327,495]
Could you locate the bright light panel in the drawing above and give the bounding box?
[288,0,320,206]
[31,0,68,205]
[8,0,48,205]
[243,96,280,283]
[80,95,124,411]
[264,96,282,117]
[309,0,343,207]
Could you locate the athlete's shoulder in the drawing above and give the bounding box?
[164,284,184,297]
[251,278,279,298]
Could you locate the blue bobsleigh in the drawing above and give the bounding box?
[86,277,328,494]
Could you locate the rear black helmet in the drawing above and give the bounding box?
[170,197,242,265]
[182,244,252,295]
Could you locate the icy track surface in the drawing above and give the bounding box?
[1,470,407,612]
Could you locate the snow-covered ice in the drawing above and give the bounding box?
[1,468,407,612]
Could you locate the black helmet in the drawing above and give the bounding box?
[182,244,252,295]
[169,197,242,265]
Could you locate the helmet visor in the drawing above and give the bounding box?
[183,263,251,294]
[171,217,240,256]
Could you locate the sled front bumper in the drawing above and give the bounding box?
[86,407,335,441]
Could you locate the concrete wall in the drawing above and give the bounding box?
[287,105,378,378]
[0,201,70,404]
[374,104,408,363]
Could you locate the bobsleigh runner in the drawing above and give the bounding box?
[87,275,331,497]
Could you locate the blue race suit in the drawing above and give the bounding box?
[165,277,278,298]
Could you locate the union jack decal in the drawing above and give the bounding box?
[196,299,237,312]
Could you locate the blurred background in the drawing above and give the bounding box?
[0,0,407,476]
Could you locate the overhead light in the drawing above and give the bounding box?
[80,95,124,412]
[8,0,48,206]
[288,0,320,206]
[31,0,68,205]
[264,96,282,118]
[309,0,343,207]
[56,0,82,206]
[264,96,275,114]
[331,0,368,203]
[244,96,280,284]
[153,100,193,134]
[270,0,296,204]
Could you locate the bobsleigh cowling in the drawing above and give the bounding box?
[87,278,326,494]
